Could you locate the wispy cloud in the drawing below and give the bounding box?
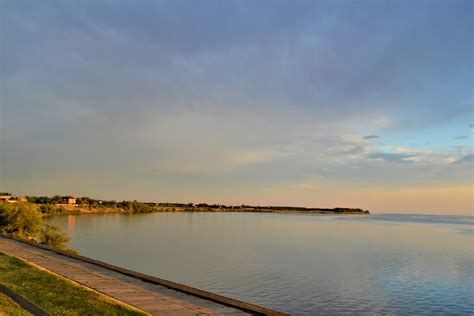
[450,145,473,156]
[395,146,413,153]
[368,152,416,163]
[452,154,474,164]
[1,0,473,213]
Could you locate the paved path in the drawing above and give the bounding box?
[0,238,251,316]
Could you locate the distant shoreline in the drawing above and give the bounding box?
[3,195,370,215]
[44,204,370,215]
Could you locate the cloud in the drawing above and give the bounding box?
[452,154,474,164]
[1,1,473,213]
[453,136,468,140]
[368,152,416,163]
[450,145,473,156]
[395,146,413,153]
[288,180,322,191]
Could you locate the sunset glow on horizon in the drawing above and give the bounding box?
[1,0,473,214]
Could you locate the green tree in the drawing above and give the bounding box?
[0,202,42,238]
[51,195,62,204]
[39,204,56,215]
[38,224,70,249]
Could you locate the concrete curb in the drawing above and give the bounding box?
[0,283,50,316]
[0,235,290,316]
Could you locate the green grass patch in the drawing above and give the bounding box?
[0,291,32,316]
[0,253,148,316]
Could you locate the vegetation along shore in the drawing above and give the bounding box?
[0,193,369,256]
[1,193,369,216]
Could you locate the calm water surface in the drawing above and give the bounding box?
[49,213,474,315]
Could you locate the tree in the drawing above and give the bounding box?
[38,224,70,249]
[0,202,42,238]
[39,204,56,214]
[51,195,62,204]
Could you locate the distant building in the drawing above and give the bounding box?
[0,193,26,203]
[62,196,77,205]
[0,194,12,202]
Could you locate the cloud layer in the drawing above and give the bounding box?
[1,0,473,214]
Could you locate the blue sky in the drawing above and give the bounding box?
[1,0,473,213]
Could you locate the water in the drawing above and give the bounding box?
[49,213,474,315]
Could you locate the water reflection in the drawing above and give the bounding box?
[67,215,75,234]
[49,213,474,315]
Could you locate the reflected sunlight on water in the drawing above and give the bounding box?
[49,213,474,315]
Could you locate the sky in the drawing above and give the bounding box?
[1,0,473,214]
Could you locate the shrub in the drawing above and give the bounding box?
[39,204,56,214]
[38,224,70,249]
[121,200,155,213]
[0,202,42,239]
[0,202,71,250]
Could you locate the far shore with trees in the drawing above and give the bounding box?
[0,195,369,254]
[17,194,370,215]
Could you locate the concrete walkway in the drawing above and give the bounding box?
[0,237,253,316]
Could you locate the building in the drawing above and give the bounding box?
[62,196,77,205]
[0,194,12,202]
[0,193,26,203]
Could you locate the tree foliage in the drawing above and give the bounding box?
[38,224,70,249]
[0,202,42,238]
[121,200,155,213]
[0,202,71,250]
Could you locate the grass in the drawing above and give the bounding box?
[0,292,31,316]
[0,252,148,316]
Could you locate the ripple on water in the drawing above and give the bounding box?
[48,213,474,315]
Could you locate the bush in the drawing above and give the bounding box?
[0,202,71,250]
[0,202,42,239]
[39,204,56,214]
[38,224,70,249]
[121,200,155,213]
